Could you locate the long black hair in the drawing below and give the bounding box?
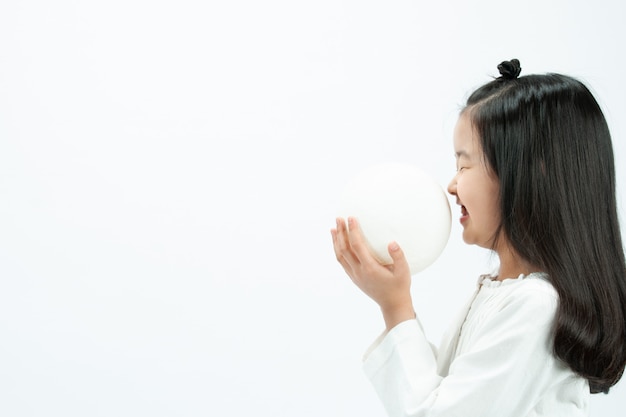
[463,59,626,393]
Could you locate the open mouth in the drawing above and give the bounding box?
[460,205,469,222]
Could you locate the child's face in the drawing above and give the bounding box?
[448,113,502,250]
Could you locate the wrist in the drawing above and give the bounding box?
[381,299,416,331]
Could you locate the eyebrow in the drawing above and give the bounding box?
[455,150,470,159]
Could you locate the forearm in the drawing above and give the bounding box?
[381,296,416,331]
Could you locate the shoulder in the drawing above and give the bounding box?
[512,274,558,301]
[476,274,558,327]
[480,273,557,302]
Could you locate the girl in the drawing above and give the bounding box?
[331,59,626,416]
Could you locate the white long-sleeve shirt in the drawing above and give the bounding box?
[363,273,589,417]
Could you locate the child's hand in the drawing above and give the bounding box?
[331,217,416,330]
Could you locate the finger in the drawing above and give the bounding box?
[387,241,411,277]
[334,218,359,268]
[331,227,348,264]
[345,217,379,266]
[331,228,356,278]
[330,227,341,258]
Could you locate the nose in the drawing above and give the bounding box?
[447,174,457,196]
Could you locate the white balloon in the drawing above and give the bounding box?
[339,163,451,275]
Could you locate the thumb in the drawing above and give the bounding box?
[388,241,410,276]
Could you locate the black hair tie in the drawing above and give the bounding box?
[497,59,522,80]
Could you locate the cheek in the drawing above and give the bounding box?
[485,180,501,216]
[455,175,473,203]
[458,174,500,214]
[482,189,502,227]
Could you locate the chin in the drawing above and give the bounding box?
[462,234,492,250]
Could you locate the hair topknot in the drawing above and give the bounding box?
[497,59,522,80]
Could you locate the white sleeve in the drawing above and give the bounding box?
[362,288,578,417]
[363,319,442,417]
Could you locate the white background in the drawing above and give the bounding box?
[1,1,625,416]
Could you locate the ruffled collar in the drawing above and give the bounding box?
[478,271,548,288]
